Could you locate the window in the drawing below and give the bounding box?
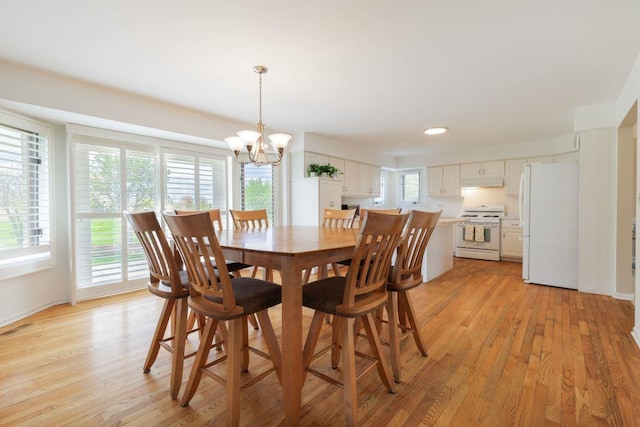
[240,163,274,223]
[71,129,229,299]
[400,170,421,205]
[0,114,51,278]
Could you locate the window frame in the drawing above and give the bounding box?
[0,110,54,280]
[400,169,422,206]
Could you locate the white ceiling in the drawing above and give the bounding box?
[0,0,639,157]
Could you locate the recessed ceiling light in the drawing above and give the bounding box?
[424,127,448,135]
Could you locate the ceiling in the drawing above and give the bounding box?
[0,1,639,157]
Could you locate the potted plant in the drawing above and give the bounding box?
[317,164,342,178]
[307,163,320,177]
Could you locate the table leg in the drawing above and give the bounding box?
[280,256,303,425]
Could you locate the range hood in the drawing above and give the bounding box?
[460,176,504,188]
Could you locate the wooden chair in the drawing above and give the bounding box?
[229,209,274,281]
[385,209,441,382]
[163,212,282,426]
[124,211,202,399]
[175,209,258,330]
[301,211,412,426]
[335,207,403,271]
[302,208,357,283]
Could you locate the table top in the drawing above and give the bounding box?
[216,225,359,256]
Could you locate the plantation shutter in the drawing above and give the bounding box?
[240,163,274,224]
[0,123,50,263]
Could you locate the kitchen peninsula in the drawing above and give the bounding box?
[423,218,467,281]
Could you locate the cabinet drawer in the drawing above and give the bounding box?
[501,219,521,228]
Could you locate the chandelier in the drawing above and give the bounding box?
[225,65,291,166]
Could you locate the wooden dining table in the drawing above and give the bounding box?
[216,225,359,425]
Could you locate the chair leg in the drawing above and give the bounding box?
[331,315,342,369]
[302,311,326,382]
[247,314,260,330]
[341,316,358,427]
[256,310,282,384]
[226,317,243,426]
[241,317,249,372]
[331,263,341,277]
[387,292,402,383]
[362,312,395,393]
[170,298,188,399]
[401,291,428,357]
[144,299,174,373]
[180,317,219,406]
[302,267,312,284]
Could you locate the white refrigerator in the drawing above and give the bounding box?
[520,162,578,289]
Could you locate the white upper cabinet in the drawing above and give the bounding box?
[504,159,527,196]
[358,164,381,196]
[526,155,554,164]
[342,160,359,195]
[329,157,345,184]
[460,161,504,179]
[427,165,460,196]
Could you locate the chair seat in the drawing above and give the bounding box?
[303,277,346,315]
[202,277,281,319]
[386,271,423,292]
[225,261,252,272]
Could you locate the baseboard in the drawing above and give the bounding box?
[613,292,634,301]
[632,327,640,349]
[0,299,68,328]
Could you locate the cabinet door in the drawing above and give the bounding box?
[501,227,523,258]
[370,166,381,196]
[481,161,504,177]
[342,160,359,195]
[427,167,442,196]
[319,179,342,211]
[358,164,371,195]
[441,165,460,196]
[504,159,526,196]
[460,163,481,179]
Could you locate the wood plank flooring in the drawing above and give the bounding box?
[1,258,639,426]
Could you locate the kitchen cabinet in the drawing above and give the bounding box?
[501,218,523,260]
[427,165,460,196]
[291,177,342,226]
[460,161,504,179]
[504,159,527,196]
[358,164,381,196]
[342,160,359,195]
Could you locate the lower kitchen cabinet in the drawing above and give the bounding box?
[501,218,523,260]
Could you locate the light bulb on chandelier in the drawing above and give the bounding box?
[225,65,291,166]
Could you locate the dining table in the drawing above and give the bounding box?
[216,225,359,425]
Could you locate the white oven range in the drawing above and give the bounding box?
[455,204,505,261]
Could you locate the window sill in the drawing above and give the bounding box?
[0,256,53,281]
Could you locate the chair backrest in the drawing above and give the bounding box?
[162,212,242,317]
[390,210,442,288]
[322,208,356,228]
[339,211,412,314]
[124,211,183,293]
[229,209,269,230]
[175,209,224,231]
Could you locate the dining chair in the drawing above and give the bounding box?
[301,211,412,426]
[162,212,282,425]
[385,209,441,382]
[124,210,203,399]
[229,209,274,281]
[335,207,403,271]
[302,208,357,283]
[175,209,258,329]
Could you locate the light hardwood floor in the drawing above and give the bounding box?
[1,259,639,426]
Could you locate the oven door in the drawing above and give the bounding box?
[455,222,501,260]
